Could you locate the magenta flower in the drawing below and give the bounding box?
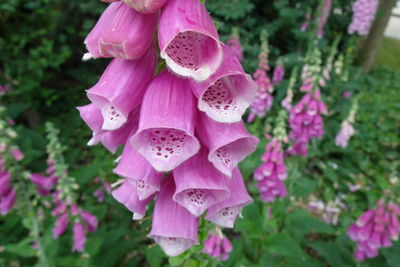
[53,213,69,238]
[11,148,24,161]
[300,13,311,32]
[206,168,253,228]
[348,201,400,261]
[191,47,256,123]
[226,33,243,62]
[72,222,87,252]
[81,210,98,233]
[86,47,157,131]
[173,148,230,217]
[317,0,332,38]
[0,171,16,215]
[203,232,233,261]
[348,0,379,36]
[30,173,57,196]
[158,0,223,81]
[272,62,285,86]
[0,171,11,196]
[343,91,352,99]
[124,0,168,14]
[335,121,356,148]
[84,2,158,59]
[197,113,258,176]
[131,70,200,172]
[148,177,199,256]
[112,179,155,220]
[114,143,163,200]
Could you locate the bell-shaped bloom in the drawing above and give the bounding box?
[0,188,16,215]
[124,0,168,14]
[131,70,200,172]
[173,148,229,217]
[84,2,158,59]
[148,177,199,256]
[206,168,252,228]
[30,173,57,196]
[191,47,256,123]
[114,143,163,200]
[158,0,223,81]
[77,104,139,153]
[81,210,98,233]
[53,213,69,238]
[72,222,87,252]
[112,179,154,220]
[203,232,233,261]
[0,172,11,196]
[11,148,24,161]
[197,113,258,176]
[87,47,157,131]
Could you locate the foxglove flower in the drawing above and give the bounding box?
[348,200,400,261]
[173,148,230,217]
[0,171,16,215]
[114,143,163,200]
[191,46,256,123]
[300,13,311,32]
[30,173,57,196]
[72,222,86,252]
[81,210,98,233]
[87,46,157,131]
[131,70,200,172]
[206,168,252,228]
[148,177,199,256]
[11,148,24,161]
[53,213,69,238]
[197,113,258,176]
[348,0,379,36]
[335,120,356,148]
[203,231,233,260]
[317,0,332,38]
[226,31,243,62]
[158,0,223,81]
[112,179,155,220]
[272,61,285,86]
[247,67,273,123]
[124,0,168,14]
[84,2,158,59]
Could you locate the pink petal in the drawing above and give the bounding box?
[124,0,168,13]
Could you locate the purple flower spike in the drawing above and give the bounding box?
[81,210,98,233]
[124,0,168,14]
[72,222,87,252]
[131,70,200,172]
[206,168,252,228]
[114,143,163,200]
[203,232,233,261]
[158,0,223,81]
[191,46,256,123]
[84,2,158,59]
[53,213,69,238]
[87,47,157,131]
[148,177,199,256]
[112,179,154,220]
[173,148,230,217]
[197,113,258,176]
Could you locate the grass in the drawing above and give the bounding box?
[375,37,400,70]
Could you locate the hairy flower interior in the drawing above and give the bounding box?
[147,129,186,161]
[101,104,127,131]
[155,236,194,257]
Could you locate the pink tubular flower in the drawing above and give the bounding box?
[348,0,379,36]
[172,148,230,217]
[123,0,168,14]
[148,177,199,256]
[86,46,157,131]
[84,2,158,59]
[300,13,311,32]
[0,171,16,215]
[203,232,233,261]
[226,33,243,62]
[206,168,253,228]
[197,113,258,176]
[30,173,57,196]
[272,62,285,86]
[130,70,200,172]
[53,213,69,238]
[254,139,287,203]
[158,0,223,81]
[81,210,98,233]
[72,222,86,252]
[114,143,163,200]
[0,171,11,196]
[11,148,24,161]
[335,120,356,148]
[317,0,332,38]
[77,104,139,153]
[348,201,400,261]
[191,46,256,123]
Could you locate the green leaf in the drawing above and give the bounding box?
[264,233,307,260]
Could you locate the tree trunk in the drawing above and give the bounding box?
[357,0,397,72]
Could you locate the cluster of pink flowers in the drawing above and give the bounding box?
[254,138,287,203]
[79,0,258,256]
[203,231,233,261]
[247,45,273,123]
[272,60,285,86]
[226,31,243,62]
[317,0,332,38]
[30,159,58,196]
[348,200,400,261]
[0,159,16,215]
[348,0,379,36]
[92,177,111,202]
